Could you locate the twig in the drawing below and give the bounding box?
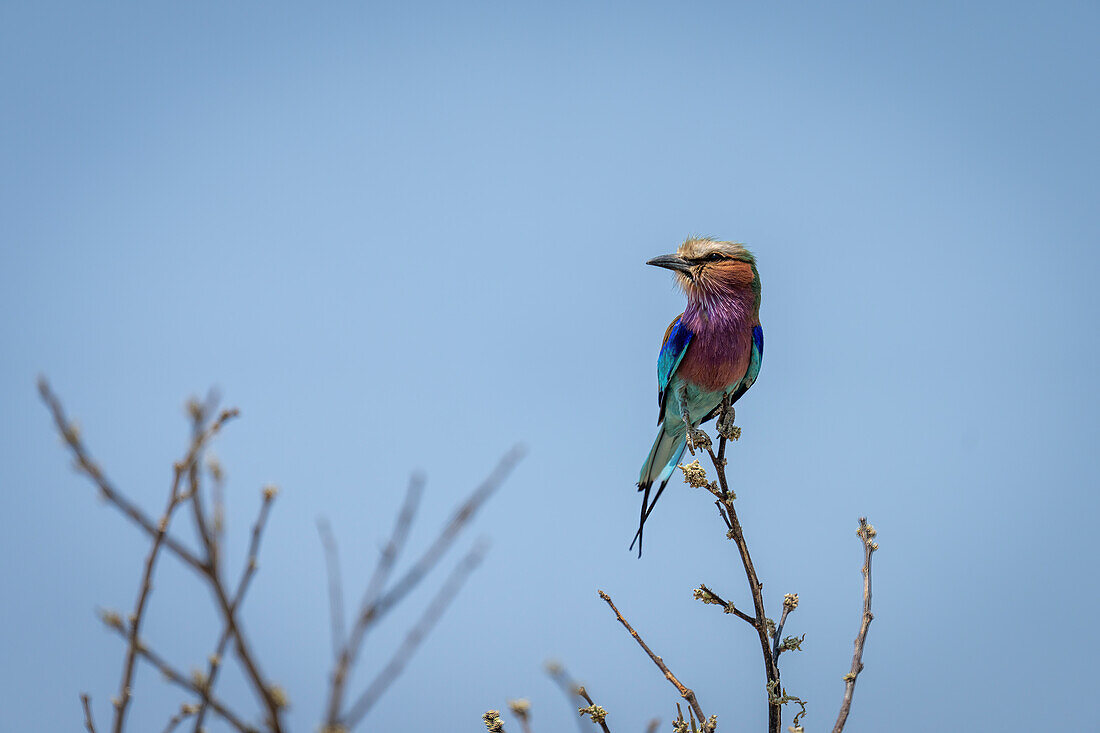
[544,662,588,733]
[597,590,709,730]
[38,378,206,574]
[191,487,277,732]
[343,540,490,728]
[576,686,612,733]
[81,694,97,733]
[317,517,347,661]
[324,472,424,725]
[507,699,534,733]
[112,405,235,733]
[832,518,878,733]
[326,449,523,727]
[99,617,257,733]
[161,704,197,733]
[694,583,756,626]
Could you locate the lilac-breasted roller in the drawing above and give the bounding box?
[633,237,763,556]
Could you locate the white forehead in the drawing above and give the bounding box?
[677,237,749,260]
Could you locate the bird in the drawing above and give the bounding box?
[632,237,763,556]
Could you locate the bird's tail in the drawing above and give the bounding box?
[630,428,688,557]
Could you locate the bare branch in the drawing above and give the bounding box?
[597,590,710,731]
[343,540,490,728]
[317,517,347,661]
[191,487,277,732]
[112,401,237,733]
[507,699,534,733]
[99,617,257,733]
[38,378,206,574]
[326,448,523,727]
[161,704,197,733]
[81,694,97,733]
[544,661,588,733]
[577,686,612,733]
[701,401,781,732]
[693,583,756,626]
[832,518,878,733]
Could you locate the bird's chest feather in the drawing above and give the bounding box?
[677,325,753,392]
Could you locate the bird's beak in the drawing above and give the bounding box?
[646,254,694,276]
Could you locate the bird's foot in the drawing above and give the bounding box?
[687,428,712,454]
[717,403,739,442]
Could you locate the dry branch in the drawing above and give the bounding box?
[597,590,711,731]
[42,379,520,733]
[831,518,878,733]
[81,693,97,733]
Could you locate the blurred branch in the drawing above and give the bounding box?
[316,517,347,661]
[37,378,206,574]
[597,590,709,731]
[831,518,878,733]
[81,693,97,733]
[325,449,523,729]
[161,704,197,733]
[544,661,588,733]
[191,487,278,732]
[99,613,256,733]
[112,433,195,733]
[507,699,533,733]
[343,540,490,728]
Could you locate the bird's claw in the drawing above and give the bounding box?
[687,428,712,454]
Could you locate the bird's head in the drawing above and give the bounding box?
[647,237,759,301]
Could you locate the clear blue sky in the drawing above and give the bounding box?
[2,2,1098,731]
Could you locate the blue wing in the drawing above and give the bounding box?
[728,324,763,404]
[656,315,693,424]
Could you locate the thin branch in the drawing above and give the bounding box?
[99,617,257,733]
[326,448,523,727]
[702,400,781,733]
[832,518,878,733]
[317,516,347,661]
[112,456,190,733]
[577,686,612,733]
[694,583,756,626]
[597,590,708,730]
[343,540,490,728]
[81,694,97,733]
[161,704,197,733]
[112,404,236,733]
[507,699,534,733]
[38,378,206,574]
[324,472,424,725]
[544,662,588,733]
[191,487,277,732]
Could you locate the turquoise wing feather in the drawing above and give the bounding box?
[656,315,693,424]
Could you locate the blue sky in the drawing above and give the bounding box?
[2,2,1098,731]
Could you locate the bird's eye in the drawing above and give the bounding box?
[704,252,725,262]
